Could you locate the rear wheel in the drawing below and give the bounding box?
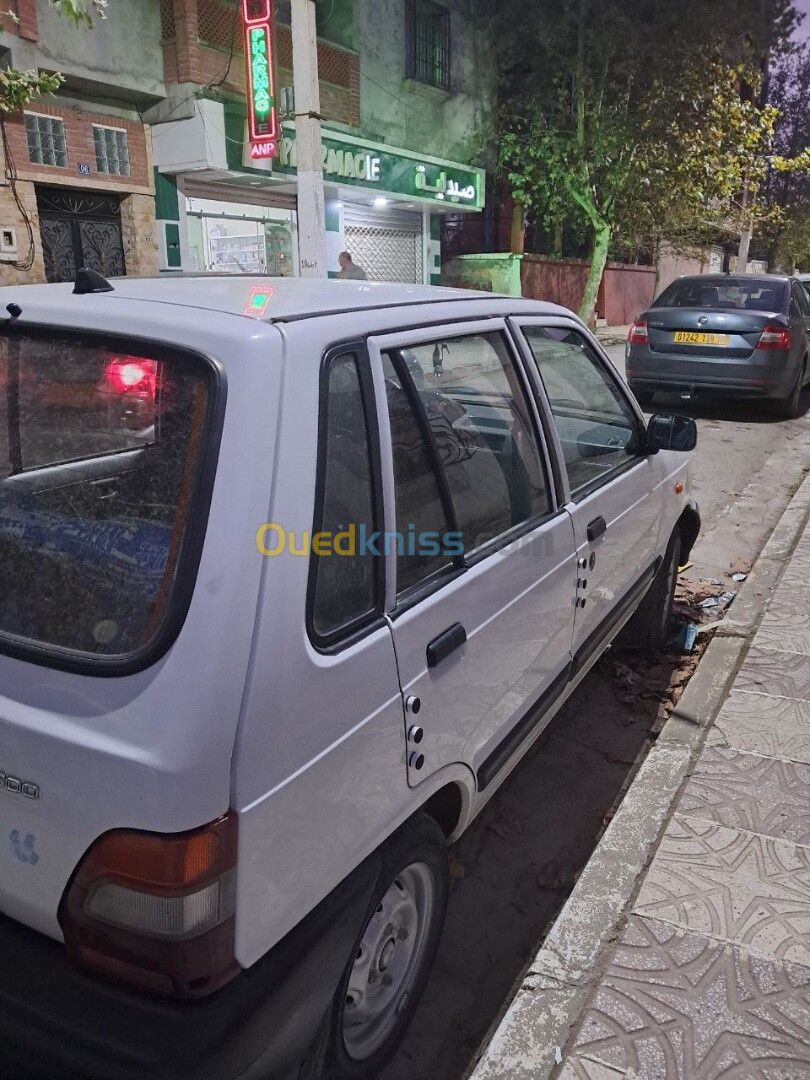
[775,358,807,420]
[318,813,449,1080]
[618,527,681,653]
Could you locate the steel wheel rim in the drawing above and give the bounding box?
[342,862,435,1061]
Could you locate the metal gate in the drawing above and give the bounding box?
[37,187,126,283]
[343,206,423,284]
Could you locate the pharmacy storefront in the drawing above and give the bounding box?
[152,99,485,284]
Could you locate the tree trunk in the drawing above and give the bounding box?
[510,203,525,255]
[738,219,753,273]
[554,221,563,258]
[652,235,662,297]
[579,221,611,325]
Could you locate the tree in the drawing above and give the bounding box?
[761,44,810,269]
[483,0,802,322]
[0,1,107,112]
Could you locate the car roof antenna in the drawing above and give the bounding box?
[73,267,115,295]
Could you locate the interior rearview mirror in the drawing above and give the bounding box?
[645,413,697,454]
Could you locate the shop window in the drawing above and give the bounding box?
[406,0,450,91]
[24,114,68,169]
[93,126,131,177]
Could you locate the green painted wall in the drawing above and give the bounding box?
[351,0,494,172]
[316,0,355,49]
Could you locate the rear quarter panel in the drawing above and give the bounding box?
[0,298,279,938]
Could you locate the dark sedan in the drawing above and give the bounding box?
[626,274,810,418]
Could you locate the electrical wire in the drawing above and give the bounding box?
[0,114,36,272]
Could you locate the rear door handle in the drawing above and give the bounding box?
[587,516,607,542]
[427,623,467,668]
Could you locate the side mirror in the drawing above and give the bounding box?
[645,413,697,454]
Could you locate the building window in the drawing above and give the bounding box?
[24,114,68,168]
[406,0,450,91]
[94,126,131,177]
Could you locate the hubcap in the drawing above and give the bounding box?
[342,862,434,1061]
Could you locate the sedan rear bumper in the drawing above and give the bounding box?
[627,348,795,399]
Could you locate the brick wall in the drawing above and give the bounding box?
[3,103,153,194]
[0,180,46,286]
[162,0,360,127]
[3,0,38,40]
[120,193,159,277]
[0,104,157,285]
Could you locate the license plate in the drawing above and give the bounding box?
[673,331,730,346]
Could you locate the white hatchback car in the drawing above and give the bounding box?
[0,275,698,1080]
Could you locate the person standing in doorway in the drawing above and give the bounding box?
[338,251,368,280]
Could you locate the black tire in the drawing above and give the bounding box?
[631,386,654,407]
[775,358,807,420]
[318,813,449,1080]
[618,527,681,653]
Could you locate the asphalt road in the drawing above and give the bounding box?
[379,347,810,1080]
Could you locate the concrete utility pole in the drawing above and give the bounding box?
[291,0,327,278]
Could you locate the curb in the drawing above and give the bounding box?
[467,468,810,1080]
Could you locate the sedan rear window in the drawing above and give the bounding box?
[655,278,786,312]
[0,332,217,669]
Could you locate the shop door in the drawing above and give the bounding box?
[344,205,423,284]
[37,187,126,283]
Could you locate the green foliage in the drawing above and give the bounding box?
[483,0,804,319]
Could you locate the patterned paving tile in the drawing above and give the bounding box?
[558,1057,629,1079]
[708,691,810,765]
[634,818,810,967]
[735,647,810,703]
[755,592,810,656]
[678,746,810,845]
[572,914,810,1079]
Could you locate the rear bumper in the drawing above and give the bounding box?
[627,348,795,399]
[0,851,379,1080]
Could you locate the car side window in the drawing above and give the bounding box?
[791,283,810,317]
[310,351,380,644]
[392,332,551,556]
[521,326,642,497]
[382,352,456,598]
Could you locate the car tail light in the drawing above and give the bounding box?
[104,357,157,397]
[628,319,648,345]
[756,325,791,351]
[59,813,239,999]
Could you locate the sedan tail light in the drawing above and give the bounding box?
[628,319,648,345]
[756,325,791,351]
[59,813,239,999]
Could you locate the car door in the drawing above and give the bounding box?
[790,282,810,375]
[368,321,578,794]
[511,319,663,670]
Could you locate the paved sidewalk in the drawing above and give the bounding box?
[560,521,810,1078]
[472,476,810,1080]
[595,325,631,347]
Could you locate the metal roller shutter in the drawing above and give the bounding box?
[343,204,423,284]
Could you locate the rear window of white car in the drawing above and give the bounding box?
[0,331,220,672]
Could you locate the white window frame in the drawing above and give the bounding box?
[23,111,68,169]
[93,124,131,177]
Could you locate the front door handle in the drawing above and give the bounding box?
[587,516,607,543]
[426,623,467,668]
